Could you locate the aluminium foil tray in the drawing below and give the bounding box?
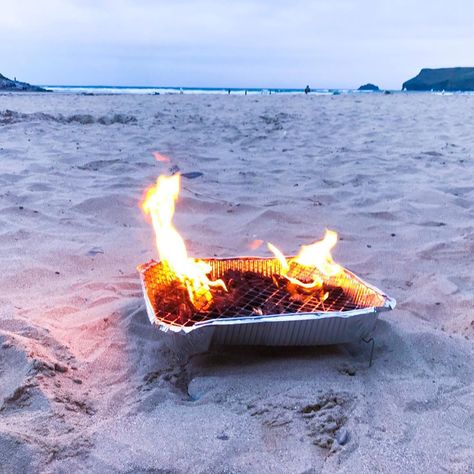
[137,257,396,352]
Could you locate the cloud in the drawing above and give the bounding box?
[1,0,473,88]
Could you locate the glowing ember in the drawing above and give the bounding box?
[141,174,227,311]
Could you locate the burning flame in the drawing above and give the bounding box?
[268,229,343,292]
[142,174,227,311]
[141,173,344,311]
[294,229,341,276]
[267,242,289,272]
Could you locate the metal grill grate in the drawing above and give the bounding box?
[140,257,386,329]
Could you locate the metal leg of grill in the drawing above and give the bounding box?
[361,336,375,368]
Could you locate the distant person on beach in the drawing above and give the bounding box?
[305,85,310,94]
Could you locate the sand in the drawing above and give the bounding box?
[0,91,473,473]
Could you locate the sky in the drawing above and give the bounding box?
[1,0,473,89]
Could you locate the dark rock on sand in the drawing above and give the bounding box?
[0,73,48,92]
[86,246,105,256]
[358,83,380,91]
[181,172,203,179]
[402,67,474,91]
[336,427,349,445]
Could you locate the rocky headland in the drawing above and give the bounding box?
[0,73,48,92]
[403,67,474,91]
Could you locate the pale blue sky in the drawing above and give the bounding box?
[1,0,473,89]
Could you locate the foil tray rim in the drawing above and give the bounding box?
[137,257,396,334]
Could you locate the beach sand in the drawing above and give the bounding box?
[0,92,473,473]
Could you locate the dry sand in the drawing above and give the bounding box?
[0,92,473,473]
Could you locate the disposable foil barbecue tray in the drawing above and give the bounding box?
[138,257,395,351]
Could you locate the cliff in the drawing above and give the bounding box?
[0,73,48,92]
[402,67,474,92]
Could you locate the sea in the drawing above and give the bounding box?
[43,85,387,95]
[41,85,473,96]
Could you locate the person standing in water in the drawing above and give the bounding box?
[305,85,311,94]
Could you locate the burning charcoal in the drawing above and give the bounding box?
[262,300,285,314]
[177,302,193,324]
[280,276,329,304]
[288,291,306,303]
[272,274,288,288]
[209,290,236,314]
[204,270,278,318]
[205,268,337,319]
[148,261,364,327]
[151,280,196,325]
[287,262,318,284]
[323,286,347,307]
[187,284,213,313]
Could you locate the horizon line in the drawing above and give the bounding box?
[42,84,395,91]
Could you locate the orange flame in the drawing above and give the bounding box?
[294,229,341,276]
[142,174,226,310]
[267,242,289,271]
[267,229,342,289]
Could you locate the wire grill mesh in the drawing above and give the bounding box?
[140,258,386,329]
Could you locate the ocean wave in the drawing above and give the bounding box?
[42,85,337,95]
